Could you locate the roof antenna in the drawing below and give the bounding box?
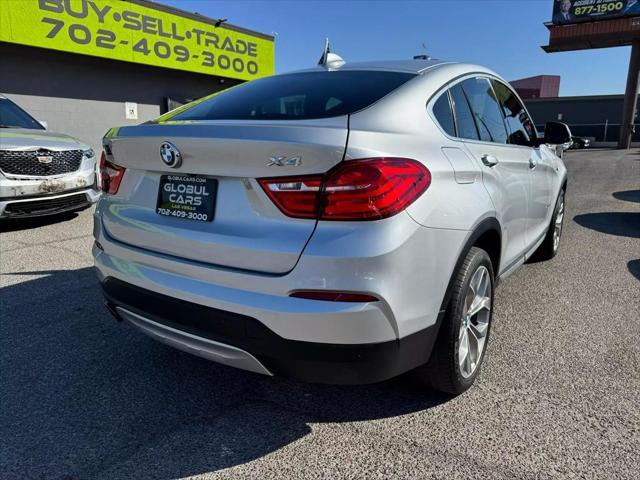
[318,38,345,69]
[414,42,431,61]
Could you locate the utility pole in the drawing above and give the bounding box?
[618,39,640,149]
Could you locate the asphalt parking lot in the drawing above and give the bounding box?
[1,149,639,480]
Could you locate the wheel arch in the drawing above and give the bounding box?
[438,217,502,319]
[421,217,502,366]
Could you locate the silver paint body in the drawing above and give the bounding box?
[0,128,100,217]
[94,60,567,372]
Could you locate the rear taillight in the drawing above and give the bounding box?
[258,158,431,221]
[259,175,322,219]
[99,151,126,194]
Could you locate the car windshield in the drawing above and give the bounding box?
[0,98,44,130]
[163,71,416,122]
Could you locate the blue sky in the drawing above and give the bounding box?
[164,0,631,96]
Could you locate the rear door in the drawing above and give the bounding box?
[450,77,530,272]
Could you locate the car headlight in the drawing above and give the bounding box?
[83,148,95,158]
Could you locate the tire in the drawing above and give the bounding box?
[415,247,495,395]
[531,189,565,262]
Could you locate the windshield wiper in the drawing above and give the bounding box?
[0,124,23,128]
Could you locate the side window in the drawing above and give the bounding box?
[432,91,455,137]
[449,84,479,140]
[491,79,538,147]
[460,78,508,144]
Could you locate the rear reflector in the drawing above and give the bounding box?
[259,158,430,221]
[290,291,379,302]
[99,151,126,194]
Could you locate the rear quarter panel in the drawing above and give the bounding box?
[347,65,496,231]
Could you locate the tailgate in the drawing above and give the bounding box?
[100,118,348,274]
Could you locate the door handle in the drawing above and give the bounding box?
[529,158,538,169]
[481,154,499,167]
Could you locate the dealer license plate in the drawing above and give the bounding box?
[156,175,217,222]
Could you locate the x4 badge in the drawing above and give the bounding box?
[267,156,302,167]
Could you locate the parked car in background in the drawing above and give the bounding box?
[95,57,569,394]
[0,95,100,219]
[569,136,591,149]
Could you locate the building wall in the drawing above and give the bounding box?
[511,75,560,99]
[3,93,162,152]
[524,95,638,142]
[0,42,242,151]
[525,95,624,124]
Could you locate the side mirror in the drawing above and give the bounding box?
[544,121,572,145]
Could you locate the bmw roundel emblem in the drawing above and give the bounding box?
[159,141,182,168]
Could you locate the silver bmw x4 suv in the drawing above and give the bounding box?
[95,59,568,394]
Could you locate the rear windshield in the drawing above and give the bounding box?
[165,71,416,121]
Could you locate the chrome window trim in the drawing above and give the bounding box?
[427,72,539,153]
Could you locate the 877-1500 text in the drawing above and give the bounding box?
[41,17,259,74]
[573,1,624,15]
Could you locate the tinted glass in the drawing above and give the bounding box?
[0,98,44,130]
[460,78,508,144]
[491,80,538,147]
[449,84,479,140]
[167,71,415,121]
[432,92,455,136]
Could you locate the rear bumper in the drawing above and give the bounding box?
[93,204,468,383]
[101,277,438,384]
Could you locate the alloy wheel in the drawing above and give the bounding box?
[458,265,492,379]
[553,195,565,252]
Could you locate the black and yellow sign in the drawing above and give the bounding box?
[551,0,640,25]
[0,0,275,80]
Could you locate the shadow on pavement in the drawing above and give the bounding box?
[628,260,640,282]
[0,211,80,232]
[0,267,447,480]
[573,212,640,239]
[612,190,640,204]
